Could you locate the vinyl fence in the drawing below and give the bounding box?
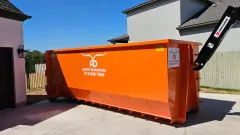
[200,51,240,90]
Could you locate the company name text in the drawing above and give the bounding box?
[82,68,106,77]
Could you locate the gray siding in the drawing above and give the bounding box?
[126,0,207,43]
[126,0,181,42]
[126,0,240,52]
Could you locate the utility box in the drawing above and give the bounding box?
[44,39,201,124]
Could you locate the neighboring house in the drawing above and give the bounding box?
[0,0,31,111]
[108,0,240,90]
[108,0,240,52]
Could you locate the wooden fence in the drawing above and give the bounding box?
[26,73,46,89]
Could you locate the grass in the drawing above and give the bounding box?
[200,86,240,95]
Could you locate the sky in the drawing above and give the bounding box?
[11,0,146,52]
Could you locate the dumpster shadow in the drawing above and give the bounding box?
[185,97,236,127]
[27,95,48,105]
[82,97,236,128]
[0,98,77,131]
[82,102,179,127]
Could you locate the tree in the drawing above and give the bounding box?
[25,50,45,73]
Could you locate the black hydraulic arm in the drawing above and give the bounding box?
[193,6,240,71]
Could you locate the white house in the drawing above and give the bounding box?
[0,0,31,111]
[108,0,240,90]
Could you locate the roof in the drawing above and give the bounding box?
[122,0,212,14]
[0,0,31,21]
[177,0,240,29]
[122,0,160,13]
[123,0,240,29]
[107,34,129,44]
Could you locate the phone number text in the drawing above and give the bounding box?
[84,72,105,77]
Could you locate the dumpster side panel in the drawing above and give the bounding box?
[56,46,169,102]
[45,51,73,99]
[54,44,172,119]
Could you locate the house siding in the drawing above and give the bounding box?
[126,0,206,43]
[126,0,181,42]
[126,0,240,52]
[0,17,26,105]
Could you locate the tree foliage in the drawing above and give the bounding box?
[25,50,45,73]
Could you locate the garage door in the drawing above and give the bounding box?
[0,47,15,111]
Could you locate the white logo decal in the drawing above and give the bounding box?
[207,43,214,49]
[81,52,106,68]
[168,48,180,68]
[81,52,107,77]
[214,16,230,38]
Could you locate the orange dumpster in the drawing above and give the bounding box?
[44,39,201,124]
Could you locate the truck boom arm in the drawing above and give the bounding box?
[193,6,240,71]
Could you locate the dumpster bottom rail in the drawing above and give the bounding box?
[61,88,196,124]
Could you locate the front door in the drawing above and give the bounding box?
[0,47,15,111]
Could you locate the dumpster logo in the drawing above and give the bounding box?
[81,52,106,68]
[214,16,230,38]
[168,48,180,68]
[81,52,107,77]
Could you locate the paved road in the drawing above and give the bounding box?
[0,93,240,135]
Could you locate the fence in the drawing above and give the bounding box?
[200,51,240,90]
[35,63,46,73]
[26,64,46,90]
[25,73,46,90]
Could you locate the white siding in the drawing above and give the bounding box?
[0,17,26,104]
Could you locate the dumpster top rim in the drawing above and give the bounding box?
[49,39,202,53]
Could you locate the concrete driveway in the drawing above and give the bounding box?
[0,93,240,135]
